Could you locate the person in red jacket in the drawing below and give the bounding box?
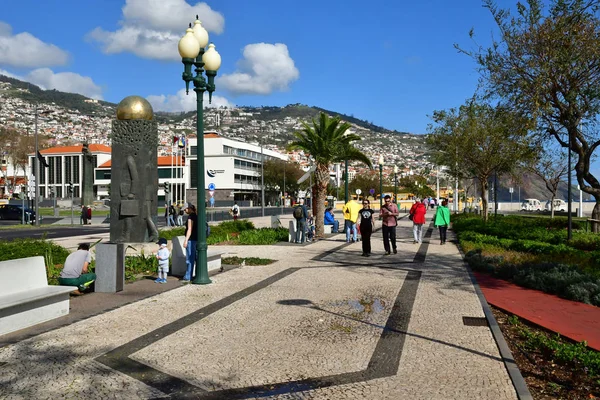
[409,199,427,244]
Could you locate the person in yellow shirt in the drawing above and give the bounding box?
[342,200,361,243]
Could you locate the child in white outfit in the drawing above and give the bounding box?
[155,238,170,283]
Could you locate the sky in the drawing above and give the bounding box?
[0,0,515,135]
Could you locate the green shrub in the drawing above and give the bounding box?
[157,227,185,240]
[0,239,70,264]
[124,253,158,282]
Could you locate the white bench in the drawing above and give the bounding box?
[0,256,77,336]
[171,236,223,277]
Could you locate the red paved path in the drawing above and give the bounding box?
[473,272,600,351]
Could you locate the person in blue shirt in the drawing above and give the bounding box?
[324,207,339,233]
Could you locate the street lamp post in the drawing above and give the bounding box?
[378,155,384,210]
[260,141,264,216]
[393,165,398,206]
[178,16,222,285]
[344,160,349,204]
[34,105,40,227]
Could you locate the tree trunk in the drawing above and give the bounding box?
[314,165,329,237]
[480,180,489,222]
[592,202,600,233]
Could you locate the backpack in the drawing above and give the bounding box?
[293,206,303,219]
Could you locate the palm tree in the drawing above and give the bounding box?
[289,112,372,236]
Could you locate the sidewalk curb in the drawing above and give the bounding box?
[457,243,533,400]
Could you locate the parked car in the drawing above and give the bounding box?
[545,199,567,212]
[520,198,542,211]
[0,204,36,223]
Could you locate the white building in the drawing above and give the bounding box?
[186,132,288,206]
[27,144,111,199]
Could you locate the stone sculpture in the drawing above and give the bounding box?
[81,142,94,207]
[109,96,159,243]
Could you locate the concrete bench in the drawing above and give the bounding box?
[171,236,224,277]
[0,256,77,336]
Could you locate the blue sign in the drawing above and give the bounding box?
[369,188,375,195]
[208,183,216,191]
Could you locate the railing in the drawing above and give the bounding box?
[206,207,293,223]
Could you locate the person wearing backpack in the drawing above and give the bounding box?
[231,202,240,221]
[293,199,308,244]
[410,198,427,244]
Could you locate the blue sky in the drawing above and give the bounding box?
[1,0,514,134]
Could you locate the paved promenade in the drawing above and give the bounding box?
[0,214,519,399]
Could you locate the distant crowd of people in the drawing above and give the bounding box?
[291,196,451,257]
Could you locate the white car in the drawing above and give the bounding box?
[521,198,542,211]
[545,199,567,212]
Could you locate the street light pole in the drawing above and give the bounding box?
[260,141,264,217]
[34,105,40,227]
[393,165,398,206]
[378,155,384,210]
[179,17,222,285]
[344,159,349,204]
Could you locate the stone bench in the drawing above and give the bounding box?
[0,256,77,336]
[171,236,224,277]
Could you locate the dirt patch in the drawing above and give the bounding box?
[491,306,600,399]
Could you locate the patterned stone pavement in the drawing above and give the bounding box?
[0,214,518,399]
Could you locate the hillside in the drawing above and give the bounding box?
[0,74,585,202]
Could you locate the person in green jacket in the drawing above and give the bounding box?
[434,199,451,245]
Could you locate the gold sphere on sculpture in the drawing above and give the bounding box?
[116,96,154,120]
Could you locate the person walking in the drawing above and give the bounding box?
[342,199,360,243]
[182,204,198,282]
[293,199,308,244]
[434,199,451,245]
[379,195,399,255]
[168,204,177,226]
[81,205,88,225]
[164,204,171,227]
[177,205,184,226]
[358,199,375,256]
[409,198,427,244]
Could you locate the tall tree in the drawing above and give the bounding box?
[262,158,304,197]
[428,101,535,221]
[462,0,600,229]
[527,147,569,218]
[289,113,372,236]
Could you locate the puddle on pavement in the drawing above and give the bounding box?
[347,298,385,315]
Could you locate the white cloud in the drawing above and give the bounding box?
[147,88,232,112]
[218,43,299,95]
[0,21,69,68]
[88,0,224,61]
[0,67,103,99]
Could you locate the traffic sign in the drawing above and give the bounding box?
[208,182,216,191]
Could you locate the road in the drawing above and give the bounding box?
[0,225,111,241]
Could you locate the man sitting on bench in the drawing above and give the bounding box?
[58,243,96,295]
